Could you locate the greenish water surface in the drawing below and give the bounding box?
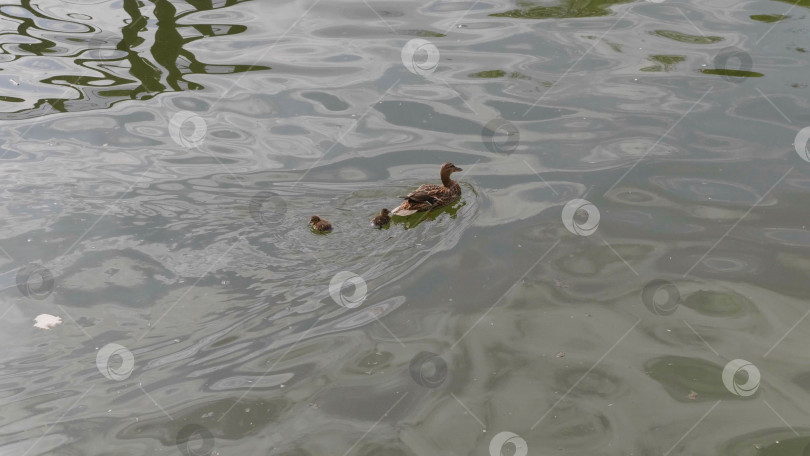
[1,0,809,455]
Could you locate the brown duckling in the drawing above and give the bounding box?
[309,215,332,232]
[392,162,462,216]
[371,208,391,228]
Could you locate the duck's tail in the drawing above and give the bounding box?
[391,206,418,217]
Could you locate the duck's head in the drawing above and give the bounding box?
[379,208,390,216]
[441,162,463,174]
[309,215,321,225]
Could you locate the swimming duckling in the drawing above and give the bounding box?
[309,215,332,232]
[371,208,391,228]
[392,162,463,216]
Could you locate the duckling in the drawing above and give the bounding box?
[309,215,332,232]
[371,208,391,228]
[392,162,463,216]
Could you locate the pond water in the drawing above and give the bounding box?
[1,0,810,455]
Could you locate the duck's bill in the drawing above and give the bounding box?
[455,167,463,171]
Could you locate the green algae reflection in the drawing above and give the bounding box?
[701,68,763,79]
[652,30,724,44]
[470,70,506,78]
[469,70,532,78]
[640,55,685,72]
[681,290,756,317]
[750,14,789,22]
[399,29,447,38]
[646,356,754,402]
[491,0,633,19]
[773,0,810,7]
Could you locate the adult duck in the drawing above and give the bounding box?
[392,163,462,216]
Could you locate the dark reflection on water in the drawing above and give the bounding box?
[0,0,268,118]
[647,356,741,402]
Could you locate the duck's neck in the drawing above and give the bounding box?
[441,170,456,188]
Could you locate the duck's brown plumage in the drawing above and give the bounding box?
[392,163,462,216]
[309,215,332,232]
[371,208,391,228]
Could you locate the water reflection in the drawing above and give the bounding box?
[2,0,810,454]
[491,0,633,19]
[0,0,268,117]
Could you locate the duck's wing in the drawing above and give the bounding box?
[400,190,438,205]
[393,191,434,216]
[413,184,443,194]
[393,184,450,216]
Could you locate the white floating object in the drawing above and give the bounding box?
[34,314,62,330]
